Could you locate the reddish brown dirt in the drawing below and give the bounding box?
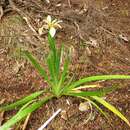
[0,0,130,130]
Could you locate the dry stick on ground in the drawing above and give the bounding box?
[67,0,72,8]
[0,99,5,126]
[23,17,38,35]
[22,113,31,130]
[8,0,44,44]
[74,21,87,42]
[37,109,62,130]
[0,6,3,20]
[100,26,117,37]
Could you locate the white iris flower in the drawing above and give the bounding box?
[38,15,62,37]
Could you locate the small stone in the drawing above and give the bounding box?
[79,102,90,112]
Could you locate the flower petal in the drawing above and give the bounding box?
[52,19,58,24]
[47,15,52,23]
[55,23,62,28]
[49,27,56,37]
[57,20,63,24]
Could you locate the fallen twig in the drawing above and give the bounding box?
[37,109,62,130]
[0,6,3,20]
[68,0,72,8]
[22,113,31,130]
[23,17,38,35]
[8,0,43,43]
[0,99,5,126]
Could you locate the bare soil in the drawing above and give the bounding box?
[0,0,130,130]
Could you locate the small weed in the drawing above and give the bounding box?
[0,34,130,130]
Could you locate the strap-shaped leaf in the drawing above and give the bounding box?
[67,75,130,90]
[56,44,64,77]
[0,96,53,130]
[68,91,103,97]
[0,91,44,111]
[65,85,117,97]
[58,58,69,87]
[67,87,112,97]
[48,34,59,82]
[23,51,49,83]
[47,52,57,83]
[92,96,130,127]
[48,33,56,54]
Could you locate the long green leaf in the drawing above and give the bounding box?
[66,86,112,97]
[68,91,99,97]
[58,58,69,88]
[67,90,104,97]
[0,91,44,111]
[23,51,49,83]
[48,34,59,83]
[61,75,74,94]
[65,85,117,96]
[0,96,53,130]
[67,75,130,90]
[56,44,64,77]
[48,33,56,54]
[47,52,57,83]
[92,96,130,127]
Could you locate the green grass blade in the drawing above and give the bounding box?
[92,96,130,127]
[65,86,117,97]
[72,85,101,90]
[68,75,130,90]
[0,96,53,130]
[61,75,74,93]
[0,91,44,111]
[23,51,49,83]
[47,52,56,83]
[56,44,64,77]
[48,33,56,54]
[48,34,59,82]
[58,58,69,87]
[52,58,69,95]
[18,100,35,112]
[68,90,104,97]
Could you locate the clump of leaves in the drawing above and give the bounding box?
[0,34,130,130]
